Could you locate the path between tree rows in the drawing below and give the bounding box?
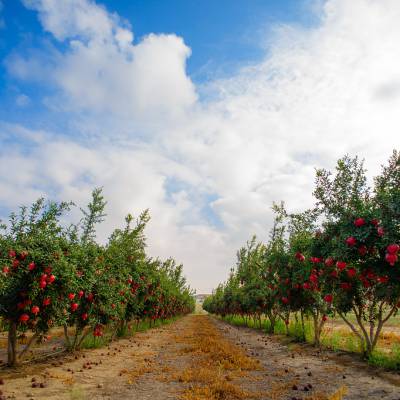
[1,315,400,400]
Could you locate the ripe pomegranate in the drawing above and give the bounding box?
[68,293,75,300]
[8,250,16,258]
[387,244,399,255]
[377,276,389,284]
[325,257,335,267]
[28,262,36,271]
[31,306,40,315]
[346,268,357,278]
[354,218,365,227]
[386,253,398,266]
[340,282,352,290]
[336,261,347,271]
[358,245,368,256]
[362,280,371,288]
[43,298,51,306]
[345,236,357,247]
[366,270,375,280]
[70,303,79,312]
[39,280,47,289]
[19,314,30,323]
[324,294,333,303]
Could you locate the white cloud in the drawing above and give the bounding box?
[3,0,400,292]
[15,94,31,107]
[0,128,228,292]
[16,0,197,122]
[22,0,117,41]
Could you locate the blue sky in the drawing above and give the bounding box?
[0,0,399,291]
[1,0,316,74]
[0,0,318,124]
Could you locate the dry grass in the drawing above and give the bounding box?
[173,315,262,400]
[308,386,348,400]
[323,324,400,352]
[181,380,251,400]
[378,331,400,347]
[121,364,153,384]
[48,371,75,385]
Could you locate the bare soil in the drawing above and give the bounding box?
[0,315,399,399]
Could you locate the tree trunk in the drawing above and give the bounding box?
[270,316,276,334]
[300,310,306,341]
[312,313,320,346]
[77,328,92,348]
[312,312,325,347]
[64,325,71,349]
[7,322,17,366]
[7,324,38,366]
[71,328,82,352]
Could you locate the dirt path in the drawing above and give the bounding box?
[214,318,400,399]
[0,315,400,399]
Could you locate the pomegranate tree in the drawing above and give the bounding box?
[0,189,195,366]
[314,152,400,355]
[205,151,400,358]
[0,199,73,366]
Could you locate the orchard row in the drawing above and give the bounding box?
[203,151,400,357]
[0,189,195,366]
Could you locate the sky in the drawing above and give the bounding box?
[0,0,399,293]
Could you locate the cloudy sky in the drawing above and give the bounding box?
[0,0,399,292]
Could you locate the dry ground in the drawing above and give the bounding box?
[0,315,399,399]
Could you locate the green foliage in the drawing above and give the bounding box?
[0,188,194,366]
[204,150,400,357]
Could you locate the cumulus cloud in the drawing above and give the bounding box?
[2,0,400,291]
[0,127,229,291]
[15,0,197,122]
